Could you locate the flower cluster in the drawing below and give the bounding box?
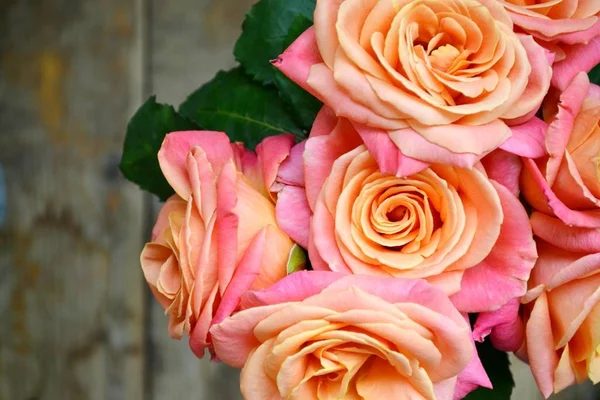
[137,0,600,399]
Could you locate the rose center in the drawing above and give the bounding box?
[353,174,443,254]
[386,206,407,222]
[429,44,461,72]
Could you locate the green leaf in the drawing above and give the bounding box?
[120,96,200,201]
[179,68,305,149]
[274,14,323,131]
[286,244,308,275]
[589,64,600,86]
[274,71,322,132]
[234,0,316,85]
[464,339,514,400]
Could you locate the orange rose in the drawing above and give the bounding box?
[275,0,552,165]
[211,272,491,399]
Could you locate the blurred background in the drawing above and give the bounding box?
[0,1,597,399]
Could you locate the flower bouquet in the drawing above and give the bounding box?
[119,0,600,398]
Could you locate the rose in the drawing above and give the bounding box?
[276,108,537,315]
[210,271,491,400]
[140,131,295,357]
[505,213,600,397]
[500,0,600,46]
[497,0,600,89]
[273,0,552,166]
[521,72,600,228]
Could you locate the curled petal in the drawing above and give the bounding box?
[158,131,233,199]
[473,298,524,352]
[481,150,523,197]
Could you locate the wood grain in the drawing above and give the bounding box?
[0,1,146,399]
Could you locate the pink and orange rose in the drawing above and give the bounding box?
[274,0,552,166]
[211,271,491,400]
[497,0,600,90]
[521,72,600,228]
[483,73,600,396]
[276,108,538,315]
[140,131,296,357]
[517,214,600,397]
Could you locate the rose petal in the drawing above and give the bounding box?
[552,37,600,91]
[481,150,523,197]
[158,131,233,199]
[352,123,430,175]
[531,212,600,253]
[451,181,537,312]
[523,158,600,227]
[500,117,548,158]
[275,186,311,248]
[473,298,524,352]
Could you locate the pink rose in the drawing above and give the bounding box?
[521,72,600,228]
[276,108,537,315]
[273,0,552,166]
[210,271,491,400]
[510,213,600,397]
[140,131,295,357]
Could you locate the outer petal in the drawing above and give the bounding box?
[275,186,312,248]
[353,123,429,176]
[500,117,548,158]
[158,131,233,199]
[523,158,600,227]
[254,134,295,196]
[216,161,240,293]
[526,292,560,398]
[304,118,363,209]
[531,212,600,253]
[406,120,512,159]
[276,140,305,187]
[545,72,590,186]
[210,303,289,367]
[552,37,600,91]
[503,35,552,123]
[481,150,523,197]
[240,270,345,309]
[388,127,489,168]
[211,228,269,327]
[453,319,493,399]
[272,27,323,97]
[473,298,524,352]
[151,195,187,241]
[451,181,537,312]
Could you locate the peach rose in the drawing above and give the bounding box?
[140,131,296,357]
[274,0,552,166]
[521,72,600,228]
[210,271,491,400]
[513,213,600,397]
[276,108,537,315]
[498,0,600,89]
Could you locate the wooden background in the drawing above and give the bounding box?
[0,1,597,399]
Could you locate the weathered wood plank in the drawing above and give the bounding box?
[0,1,146,399]
[146,1,255,398]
